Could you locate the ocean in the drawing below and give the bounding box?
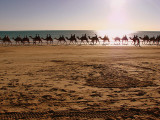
[0,30,160,44]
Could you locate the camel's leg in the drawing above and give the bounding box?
[87,40,89,44]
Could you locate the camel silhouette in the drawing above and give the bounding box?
[54,35,67,45]
[139,35,150,45]
[0,36,12,46]
[41,34,53,45]
[77,34,89,45]
[99,35,110,45]
[0,37,2,43]
[88,34,100,45]
[66,34,77,45]
[22,36,30,45]
[29,35,42,45]
[156,35,160,46]
[121,35,128,45]
[149,36,156,45]
[113,37,121,45]
[130,35,140,47]
[12,36,23,45]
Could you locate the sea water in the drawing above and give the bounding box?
[0,30,160,44]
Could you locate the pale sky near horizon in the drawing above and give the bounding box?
[0,0,160,31]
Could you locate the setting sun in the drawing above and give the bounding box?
[106,0,130,32]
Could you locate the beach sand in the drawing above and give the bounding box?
[0,46,160,119]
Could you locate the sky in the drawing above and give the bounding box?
[0,0,160,31]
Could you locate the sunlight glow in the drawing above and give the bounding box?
[106,0,130,32]
[97,29,134,45]
[97,30,133,38]
[110,0,126,9]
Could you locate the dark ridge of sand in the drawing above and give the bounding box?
[0,46,160,119]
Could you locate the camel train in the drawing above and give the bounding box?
[0,34,160,46]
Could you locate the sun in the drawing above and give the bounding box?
[105,0,131,34]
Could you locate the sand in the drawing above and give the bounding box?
[0,45,160,119]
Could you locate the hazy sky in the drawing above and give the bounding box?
[0,0,160,31]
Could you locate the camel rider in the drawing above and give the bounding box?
[95,34,98,38]
[37,34,40,39]
[104,35,107,39]
[62,35,65,39]
[7,36,9,39]
[49,34,51,38]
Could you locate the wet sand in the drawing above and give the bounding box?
[0,46,160,119]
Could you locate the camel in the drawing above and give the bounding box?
[12,36,23,45]
[121,35,128,45]
[77,34,89,45]
[153,36,159,45]
[54,36,67,45]
[66,34,77,45]
[41,34,53,45]
[156,35,160,46]
[129,35,140,47]
[113,37,121,45]
[149,36,156,45]
[139,35,150,45]
[0,36,12,46]
[29,35,42,45]
[22,36,30,45]
[99,35,110,45]
[88,35,100,45]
